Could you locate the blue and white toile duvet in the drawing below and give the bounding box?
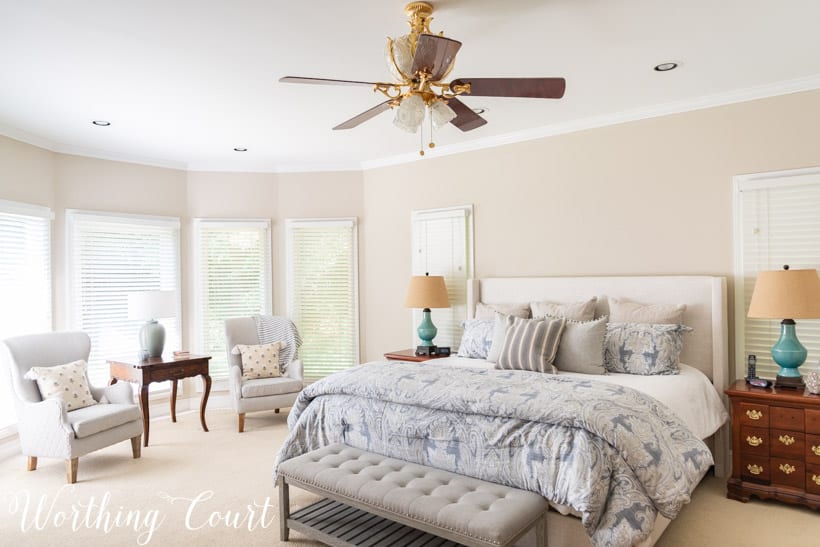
[274,362,712,547]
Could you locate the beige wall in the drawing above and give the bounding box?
[3,88,820,380]
[361,89,820,378]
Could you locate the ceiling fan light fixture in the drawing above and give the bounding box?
[431,99,456,128]
[386,34,413,80]
[393,93,425,133]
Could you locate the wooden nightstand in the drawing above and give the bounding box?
[725,379,820,510]
[383,349,450,362]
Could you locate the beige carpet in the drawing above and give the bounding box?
[0,408,818,546]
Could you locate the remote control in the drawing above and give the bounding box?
[749,378,771,388]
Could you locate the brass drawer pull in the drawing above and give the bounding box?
[813,474,820,486]
[812,445,820,456]
[746,436,763,447]
[778,463,796,475]
[778,434,795,446]
[746,464,763,475]
[745,409,763,420]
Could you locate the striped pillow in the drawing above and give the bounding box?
[495,316,566,373]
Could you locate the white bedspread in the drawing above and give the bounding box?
[430,357,728,440]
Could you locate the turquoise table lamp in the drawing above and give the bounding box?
[404,273,450,347]
[747,266,820,388]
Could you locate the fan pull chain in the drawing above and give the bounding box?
[429,111,436,151]
[419,122,424,156]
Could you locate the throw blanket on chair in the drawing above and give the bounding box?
[253,315,302,372]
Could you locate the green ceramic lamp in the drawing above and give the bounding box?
[747,266,820,388]
[128,290,177,359]
[404,273,450,348]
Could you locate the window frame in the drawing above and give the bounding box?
[191,218,272,380]
[285,217,360,380]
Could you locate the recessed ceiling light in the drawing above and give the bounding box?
[233,147,248,152]
[91,120,111,126]
[653,62,678,72]
[471,107,487,115]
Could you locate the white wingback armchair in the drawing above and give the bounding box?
[1,331,143,483]
[224,316,303,432]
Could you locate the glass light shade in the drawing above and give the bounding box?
[393,93,425,133]
[385,34,413,81]
[430,100,456,128]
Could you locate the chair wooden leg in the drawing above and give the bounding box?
[131,435,142,459]
[66,458,78,484]
[27,456,37,471]
[238,413,245,433]
[275,408,280,414]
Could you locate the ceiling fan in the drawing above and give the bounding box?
[280,1,566,154]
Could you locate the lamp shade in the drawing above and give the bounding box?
[747,268,820,319]
[128,290,176,320]
[404,275,450,309]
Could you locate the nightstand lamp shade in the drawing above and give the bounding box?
[404,274,450,347]
[747,266,820,388]
[128,290,176,358]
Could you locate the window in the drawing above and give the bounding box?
[66,210,181,386]
[411,206,474,350]
[193,219,271,378]
[0,200,52,431]
[286,218,358,381]
[734,169,820,379]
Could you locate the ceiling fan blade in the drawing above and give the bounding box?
[411,34,462,82]
[450,77,566,99]
[280,76,380,87]
[447,98,487,132]
[333,100,393,130]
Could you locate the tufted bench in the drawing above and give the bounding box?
[277,444,548,547]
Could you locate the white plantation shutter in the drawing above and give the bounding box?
[193,219,271,378]
[286,219,359,381]
[736,171,820,379]
[0,200,52,431]
[67,211,181,386]
[411,206,474,350]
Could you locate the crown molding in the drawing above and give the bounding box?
[361,73,820,171]
[3,73,820,174]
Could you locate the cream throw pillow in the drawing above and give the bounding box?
[233,342,283,379]
[530,297,597,321]
[608,298,686,324]
[475,302,530,320]
[24,359,97,411]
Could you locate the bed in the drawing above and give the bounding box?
[274,276,731,547]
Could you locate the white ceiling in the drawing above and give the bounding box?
[1,0,820,172]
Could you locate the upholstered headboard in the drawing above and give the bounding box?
[467,276,729,389]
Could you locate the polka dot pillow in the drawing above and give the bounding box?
[24,359,98,411]
[232,342,283,379]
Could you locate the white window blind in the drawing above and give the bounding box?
[286,218,359,381]
[411,206,474,350]
[193,219,271,378]
[0,200,52,431]
[67,211,181,386]
[736,171,820,379]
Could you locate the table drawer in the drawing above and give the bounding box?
[740,426,769,455]
[770,457,804,490]
[771,406,804,432]
[740,455,770,483]
[807,409,820,435]
[739,402,769,427]
[770,429,804,459]
[807,464,820,495]
[807,434,820,465]
[147,363,205,382]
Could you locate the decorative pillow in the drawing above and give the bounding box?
[486,312,510,363]
[530,297,597,321]
[604,323,692,375]
[457,319,495,359]
[24,360,97,411]
[495,316,566,373]
[475,302,530,320]
[608,298,686,325]
[232,342,283,379]
[546,314,608,375]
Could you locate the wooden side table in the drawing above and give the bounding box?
[383,349,450,362]
[108,354,212,447]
